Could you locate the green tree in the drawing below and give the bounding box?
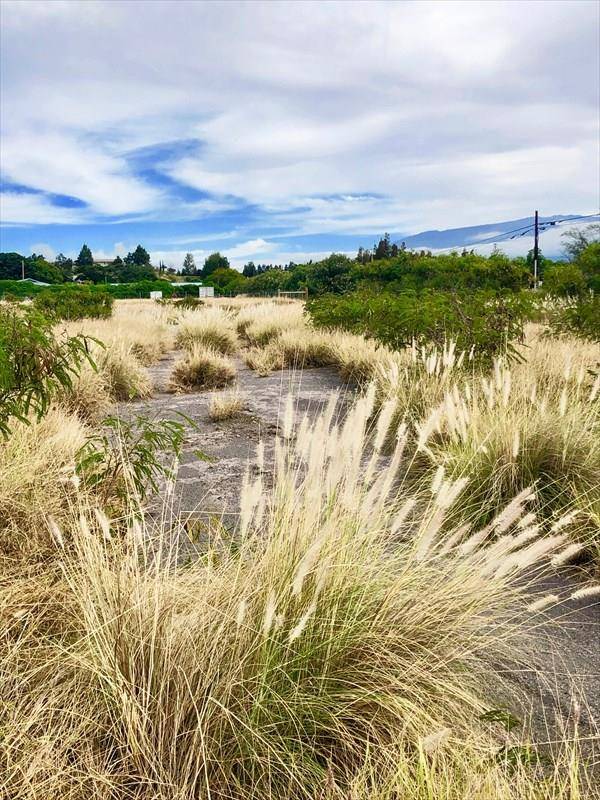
[561,223,600,261]
[118,262,155,282]
[75,244,94,267]
[542,263,586,297]
[125,245,151,266]
[310,253,355,294]
[242,261,257,278]
[0,252,26,280]
[182,253,197,275]
[576,242,600,291]
[206,267,246,293]
[203,252,230,277]
[54,253,73,281]
[374,233,391,260]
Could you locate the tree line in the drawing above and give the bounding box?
[1,225,597,298]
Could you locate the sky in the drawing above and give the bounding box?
[1,0,599,268]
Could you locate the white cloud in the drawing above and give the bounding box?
[29,242,56,260]
[0,191,86,225]
[224,239,275,259]
[1,0,598,239]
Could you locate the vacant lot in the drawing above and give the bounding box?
[1,297,598,799]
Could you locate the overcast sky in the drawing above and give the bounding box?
[1,0,598,267]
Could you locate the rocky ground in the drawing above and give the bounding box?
[123,349,599,760]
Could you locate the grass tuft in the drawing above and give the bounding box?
[169,346,237,391]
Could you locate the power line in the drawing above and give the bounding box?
[427,211,599,254]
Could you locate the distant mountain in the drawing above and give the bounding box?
[395,214,598,256]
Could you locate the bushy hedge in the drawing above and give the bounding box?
[34,286,114,320]
[0,279,204,301]
[307,289,534,362]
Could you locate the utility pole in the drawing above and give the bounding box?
[533,209,539,289]
[21,259,25,280]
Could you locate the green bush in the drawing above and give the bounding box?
[34,286,114,320]
[542,263,586,297]
[547,294,600,342]
[0,302,93,437]
[308,289,534,363]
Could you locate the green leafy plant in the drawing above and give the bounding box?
[34,285,114,320]
[546,294,600,342]
[0,302,95,437]
[307,289,533,363]
[76,412,197,502]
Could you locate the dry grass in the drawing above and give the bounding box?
[417,350,600,558]
[175,307,238,354]
[0,408,88,562]
[208,390,246,421]
[1,299,598,798]
[55,363,113,422]
[2,390,592,799]
[169,346,237,391]
[99,343,153,401]
[62,300,174,365]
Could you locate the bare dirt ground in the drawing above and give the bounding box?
[124,350,599,760]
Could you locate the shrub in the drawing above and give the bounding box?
[0,302,93,437]
[542,263,587,297]
[34,285,114,320]
[76,414,189,504]
[169,347,236,391]
[308,290,533,364]
[546,294,600,342]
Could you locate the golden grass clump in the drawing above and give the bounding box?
[1,389,591,799]
[169,346,237,391]
[99,343,153,401]
[208,390,245,421]
[62,300,174,365]
[244,345,285,376]
[0,408,88,560]
[420,351,600,558]
[237,301,305,345]
[175,307,238,354]
[55,362,113,422]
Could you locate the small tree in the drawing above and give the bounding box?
[203,252,230,277]
[182,253,197,275]
[242,261,256,278]
[0,302,93,437]
[75,244,94,267]
[374,233,391,260]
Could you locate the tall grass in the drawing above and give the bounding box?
[422,353,600,558]
[1,389,589,799]
[169,346,237,391]
[0,408,88,562]
[175,306,239,354]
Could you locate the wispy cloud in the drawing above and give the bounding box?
[1,0,598,262]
